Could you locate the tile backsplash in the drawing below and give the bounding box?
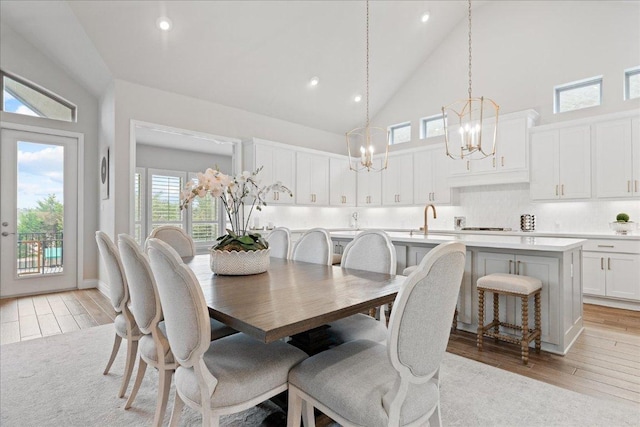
[253,183,640,234]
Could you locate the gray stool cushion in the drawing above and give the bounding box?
[402,265,418,276]
[477,273,542,295]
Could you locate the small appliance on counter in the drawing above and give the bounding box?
[454,216,466,230]
[520,214,536,232]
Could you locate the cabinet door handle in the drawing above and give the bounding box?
[635,180,638,193]
[628,180,632,193]
[509,260,513,274]
[561,184,564,196]
[492,157,496,168]
[516,260,521,275]
[607,257,611,270]
[466,160,470,171]
[597,245,614,248]
[600,257,604,270]
[555,185,558,196]
[501,156,505,167]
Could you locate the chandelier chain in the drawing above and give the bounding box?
[366,0,370,128]
[468,0,472,99]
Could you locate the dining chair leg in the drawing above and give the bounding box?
[302,400,316,427]
[153,369,173,427]
[118,339,138,398]
[103,334,122,375]
[168,393,184,427]
[124,357,147,409]
[286,388,302,427]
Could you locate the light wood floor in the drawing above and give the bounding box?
[1,291,638,409]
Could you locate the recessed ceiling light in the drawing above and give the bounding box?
[309,76,320,86]
[354,95,362,103]
[421,12,430,23]
[157,17,172,31]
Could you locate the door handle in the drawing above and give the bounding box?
[561,184,564,196]
[508,259,513,274]
[628,180,632,193]
[516,260,521,275]
[492,157,496,168]
[555,185,558,196]
[607,258,611,270]
[600,257,604,270]
[636,180,639,193]
[501,156,504,167]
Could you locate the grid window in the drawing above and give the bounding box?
[148,170,185,232]
[1,70,76,122]
[421,114,447,139]
[389,122,411,145]
[554,77,602,113]
[625,68,640,100]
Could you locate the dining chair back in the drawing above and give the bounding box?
[266,227,291,259]
[147,238,308,427]
[287,242,467,427]
[328,230,396,344]
[291,228,332,265]
[148,225,195,257]
[95,231,141,399]
[118,233,174,426]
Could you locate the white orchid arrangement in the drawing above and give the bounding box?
[180,166,292,251]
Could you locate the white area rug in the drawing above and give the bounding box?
[1,324,638,426]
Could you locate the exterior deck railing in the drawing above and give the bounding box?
[17,232,63,275]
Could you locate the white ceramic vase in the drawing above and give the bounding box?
[209,248,270,275]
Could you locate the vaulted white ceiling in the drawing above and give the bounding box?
[1,1,473,135]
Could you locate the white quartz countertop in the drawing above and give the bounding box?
[330,230,586,252]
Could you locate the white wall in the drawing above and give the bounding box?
[0,23,100,283]
[375,1,640,151]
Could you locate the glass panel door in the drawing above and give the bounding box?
[0,129,78,297]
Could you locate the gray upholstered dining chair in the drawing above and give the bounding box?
[266,227,291,259]
[146,238,308,427]
[95,231,141,399]
[290,228,332,265]
[118,234,237,427]
[287,242,466,427]
[326,230,396,344]
[148,225,195,257]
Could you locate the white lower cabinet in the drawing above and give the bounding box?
[476,252,559,345]
[583,252,640,300]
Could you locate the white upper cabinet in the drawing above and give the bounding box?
[594,118,640,199]
[448,109,538,187]
[329,157,357,206]
[244,139,295,205]
[296,152,329,205]
[357,159,383,206]
[413,145,452,205]
[530,126,591,200]
[382,153,414,206]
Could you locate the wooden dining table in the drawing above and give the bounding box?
[184,255,407,343]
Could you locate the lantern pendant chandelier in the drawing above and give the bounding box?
[346,0,389,172]
[442,0,499,161]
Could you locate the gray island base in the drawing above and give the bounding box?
[331,231,585,355]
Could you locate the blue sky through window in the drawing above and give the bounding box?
[3,90,40,117]
[17,141,64,209]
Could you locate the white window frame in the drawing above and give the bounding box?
[554,76,603,114]
[420,113,447,139]
[625,67,640,100]
[388,121,412,145]
[134,167,146,244]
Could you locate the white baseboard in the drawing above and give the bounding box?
[96,280,110,297]
[584,296,640,311]
[79,279,98,290]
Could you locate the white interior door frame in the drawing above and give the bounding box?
[0,121,84,296]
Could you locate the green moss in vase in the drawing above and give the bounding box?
[616,213,630,223]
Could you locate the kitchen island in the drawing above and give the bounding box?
[331,231,586,355]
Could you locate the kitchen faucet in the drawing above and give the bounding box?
[422,204,437,235]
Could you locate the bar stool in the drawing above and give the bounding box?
[476,273,542,365]
[403,265,459,331]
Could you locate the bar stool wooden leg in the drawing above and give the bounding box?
[452,308,458,333]
[521,295,530,365]
[492,293,500,343]
[535,292,542,353]
[477,289,485,351]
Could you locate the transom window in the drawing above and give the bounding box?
[625,67,640,100]
[554,76,602,113]
[1,70,76,122]
[420,113,447,139]
[388,122,411,145]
